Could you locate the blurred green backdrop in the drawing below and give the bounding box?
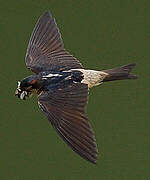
[1,0,149,179]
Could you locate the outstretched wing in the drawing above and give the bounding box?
[38,83,98,164]
[25,11,83,74]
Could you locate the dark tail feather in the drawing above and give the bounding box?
[103,63,137,82]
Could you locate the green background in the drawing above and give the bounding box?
[1,0,149,179]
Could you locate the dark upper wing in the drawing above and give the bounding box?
[25,11,83,74]
[38,83,98,164]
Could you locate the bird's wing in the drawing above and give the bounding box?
[25,11,83,74]
[38,83,98,164]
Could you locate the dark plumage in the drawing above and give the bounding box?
[15,11,137,164]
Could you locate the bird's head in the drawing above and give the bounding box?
[15,75,39,100]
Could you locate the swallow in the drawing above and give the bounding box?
[15,11,137,164]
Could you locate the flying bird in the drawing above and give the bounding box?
[15,11,137,164]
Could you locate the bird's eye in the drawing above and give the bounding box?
[19,80,31,90]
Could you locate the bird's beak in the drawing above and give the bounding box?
[15,88,28,100]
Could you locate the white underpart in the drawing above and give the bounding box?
[42,73,62,79]
[71,69,108,88]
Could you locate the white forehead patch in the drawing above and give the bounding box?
[18,81,21,87]
[17,81,22,91]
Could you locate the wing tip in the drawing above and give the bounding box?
[88,155,98,165]
[43,10,51,16]
[40,10,52,21]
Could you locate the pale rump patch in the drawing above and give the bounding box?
[72,69,108,88]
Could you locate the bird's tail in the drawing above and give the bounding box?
[102,63,137,82]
